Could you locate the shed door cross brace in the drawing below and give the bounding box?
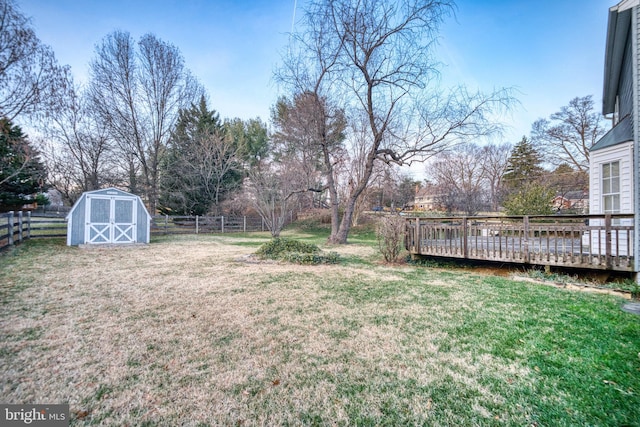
[85,196,137,244]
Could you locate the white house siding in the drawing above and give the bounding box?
[588,142,634,255]
[590,142,634,214]
[635,5,640,263]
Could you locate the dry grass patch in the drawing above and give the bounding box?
[1,236,638,426]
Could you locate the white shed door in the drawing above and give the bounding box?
[86,196,137,244]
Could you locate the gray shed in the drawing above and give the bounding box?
[66,188,151,246]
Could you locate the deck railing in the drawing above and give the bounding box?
[405,214,635,272]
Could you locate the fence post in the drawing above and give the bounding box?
[27,211,31,239]
[605,214,612,269]
[17,211,23,243]
[196,215,199,234]
[221,216,225,233]
[243,216,247,233]
[523,215,530,263]
[7,211,14,246]
[164,215,168,235]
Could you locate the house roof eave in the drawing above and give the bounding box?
[591,114,634,151]
[602,5,633,115]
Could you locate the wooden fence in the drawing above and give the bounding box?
[151,215,267,234]
[406,214,636,272]
[0,211,67,251]
[1,211,272,251]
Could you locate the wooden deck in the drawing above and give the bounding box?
[405,214,635,272]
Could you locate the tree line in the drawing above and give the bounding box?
[1,0,607,243]
[424,94,605,216]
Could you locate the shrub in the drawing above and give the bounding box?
[376,215,406,263]
[255,237,339,265]
[255,238,319,258]
[282,251,340,265]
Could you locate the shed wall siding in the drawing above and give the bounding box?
[137,199,150,243]
[69,196,86,246]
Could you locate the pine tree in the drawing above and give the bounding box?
[0,118,47,211]
[502,136,544,190]
[502,136,554,215]
[158,96,242,215]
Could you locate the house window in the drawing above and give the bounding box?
[602,161,620,214]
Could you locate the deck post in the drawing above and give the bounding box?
[415,217,421,254]
[605,214,612,269]
[462,217,468,258]
[523,215,530,263]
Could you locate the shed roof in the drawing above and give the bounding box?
[66,187,150,219]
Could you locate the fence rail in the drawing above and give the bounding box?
[1,211,67,251]
[151,215,266,235]
[1,211,270,251]
[406,214,636,272]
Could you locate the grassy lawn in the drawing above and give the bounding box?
[0,228,639,426]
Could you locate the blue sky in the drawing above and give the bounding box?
[19,0,612,148]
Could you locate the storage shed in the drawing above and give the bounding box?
[66,188,151,246]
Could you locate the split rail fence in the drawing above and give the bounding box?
[1,211,271,251]
[406,214,635,272]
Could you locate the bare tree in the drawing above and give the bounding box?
[480,142,511,212]
[161,131,243,215]
[158,97,248,215]
[344,113,389,225]
[38,72,118,204]
[279,0,513,243]
[271,92,347,235]
[248,162,301,238]
[88,31,203,212]
[426,143,488,215]
[0,0,66,121]
[531,95,607,172]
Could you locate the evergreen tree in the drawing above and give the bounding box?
[158,97,242,215]
[224,117,269,168]
[502,136,545,190]
[503,184,555,215]
[502,136,554,215]
[0,118,47,211]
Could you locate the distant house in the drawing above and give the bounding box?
[413,184,443,211]
[588,0,638,259]
[552,191,588,213]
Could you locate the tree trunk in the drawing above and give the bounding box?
[329,198,356,244]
